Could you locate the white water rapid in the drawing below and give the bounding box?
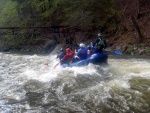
[0,52,150,113]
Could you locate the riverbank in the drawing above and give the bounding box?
[1,37,149,57]
[108,44,150,56]
[1,45,150,59]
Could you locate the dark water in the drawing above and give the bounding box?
[0,52,150,113]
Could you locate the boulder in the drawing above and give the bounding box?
[43,39,58,53]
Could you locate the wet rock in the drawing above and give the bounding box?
[139,49,146,55]
[43,39,58,53]
[26,91,44,107]
[0,43,10,52]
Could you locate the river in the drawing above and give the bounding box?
[0,52,150,113]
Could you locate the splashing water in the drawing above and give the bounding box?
[0,52,150,113]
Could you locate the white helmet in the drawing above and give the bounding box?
[79,43,86,48]
[98,33,102,37]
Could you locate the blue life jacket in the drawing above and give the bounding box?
[77,48,88,60]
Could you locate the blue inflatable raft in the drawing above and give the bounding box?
[61,52,108,67]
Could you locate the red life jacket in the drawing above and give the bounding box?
[61,48,75,61]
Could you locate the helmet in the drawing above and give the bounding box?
[79,43,86,48]
[66,48,71,52]
[98,33,102,37]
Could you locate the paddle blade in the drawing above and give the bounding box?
[113,50,123,55]
[44,63,48,66]
[54,62,59,68]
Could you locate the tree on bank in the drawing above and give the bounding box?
[0,0,19,27]
[0,0,149,52]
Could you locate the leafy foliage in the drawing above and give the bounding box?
[0,0,117,51]
[0,0,19,26]
[0,0,116,27]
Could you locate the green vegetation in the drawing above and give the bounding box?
[0,0,19,26]
[0,0,149,54]
[4,0,115,27]
[0,0,117,51]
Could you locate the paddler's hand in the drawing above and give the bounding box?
[74,55,79,58]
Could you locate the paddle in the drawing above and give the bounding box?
[54,62,60,68]
[105,49,123,55]
[44,63,49,67]
[113,50,123,55]
[54,58,73,68]
[44,60,54,67]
